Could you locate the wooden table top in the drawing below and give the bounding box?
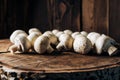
[0,39,120,73]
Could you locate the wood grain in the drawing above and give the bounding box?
[0,0,120,43]
[82,0,95,32]
[0,39,120,73]
[109,0,120,42]
[82,0,109,34]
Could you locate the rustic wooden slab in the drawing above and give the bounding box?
[0,39,120,73]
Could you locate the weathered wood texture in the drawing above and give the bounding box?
[109,0,120,42]
[82,0,109,34]
[1,39,120,73]
[0,0,120,42]
[1,40,120,80]
[1,67,120,80]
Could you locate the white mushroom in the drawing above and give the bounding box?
[73,35,92,54]
[28,28,41,34]
[87,32,101,46]
[34,35,54,54]
[27,32,41,46]
[10,30,28,43]
[27,28,42,49]
[64,29,73,35]
[52,29,59,35]
[56,34,74,51]
[8,45,20,53]
[55,31,64,38]
[43,31,58,46]
[71,32,80,39]
[95,34,119,56]
[9,34,32,53]
[80,31,88,36]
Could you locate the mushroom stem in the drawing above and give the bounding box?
[56,34,73,51]
[108,45,118,56]
[47,45,54,53]
[95,34,119,56]
[8,45,20,53]
[56,43,64,51]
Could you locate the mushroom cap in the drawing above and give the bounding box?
[73,35,92,54]
[27,32,41,46]
[56,34,74,51]
[52,29,59,35]
[73,34,84,39]
[95,34,107,54]
[44,31,53,35]
[71,32,80,39]
[10,30,28,43]
[58,33,70,42]
[14,34,32,52]
[80,31,88,36]
[101,35,118,53]
[34,35,50,54]
[87,32,101,46]
[55,31,64,38]
[64,29,73,35]
[28,28,41,34]
[43,31,58,45]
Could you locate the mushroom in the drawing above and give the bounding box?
[8,45,20,53]
[95,34,119,56]
[71,32,80,39]
[28,28,41,34]
[87,32,101,46]
[80,31,88,36]
[34,35,54,54]
[43,31,58,46]
[28,28,42,45]
[27,32,41,46]
[73,34,92,54]
[52,29,59,35]
[55,31,64,38]
[10,30,28,43]
[9,34,32,53]
[64,29,73,35]
[56,33,74,51]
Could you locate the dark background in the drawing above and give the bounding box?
[0,0,120,42]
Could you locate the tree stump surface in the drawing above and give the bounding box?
[0,39,120,74]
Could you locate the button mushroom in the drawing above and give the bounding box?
[55,31,64,38]
[34,35,54,54]
[28,28,41,34]
[95,34,119,56]
[80,31,88,36]
[71,32,80,39]
[56,33,74,51]
[64,29,73,35]
[43,31,58,46]
[73,35,92,54]
[27,28,42,46]
[27,32,41,49]
[87,32,101,46]
[9,34,32,53]
[52,29,59,35]
[10,30,28,43]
